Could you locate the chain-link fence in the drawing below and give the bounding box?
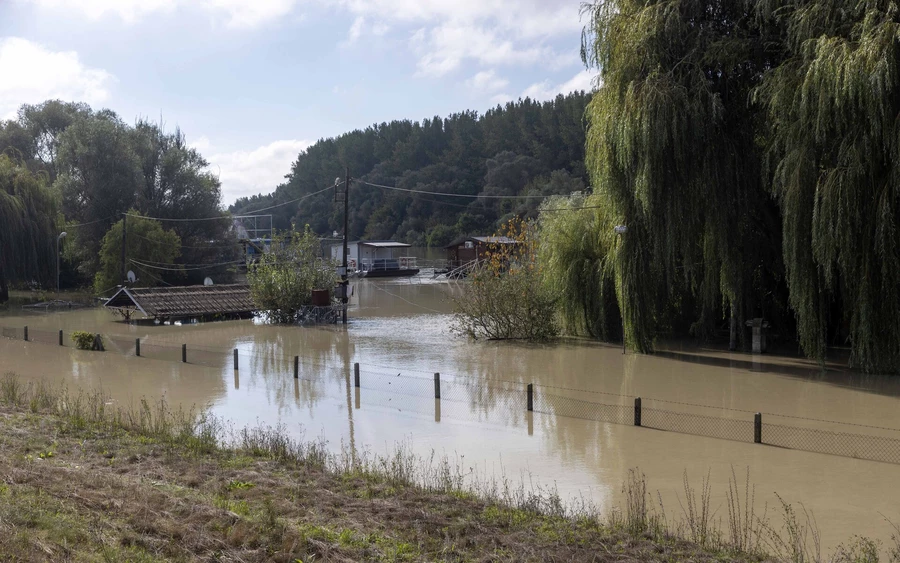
[763,423,900,464]
[4,323,900,465]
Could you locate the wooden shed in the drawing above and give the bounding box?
[445,236,520,266]
[105,284,255,321]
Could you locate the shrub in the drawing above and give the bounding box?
[247,227,339,324]
[451,219,557,340]
[71,331,102,351]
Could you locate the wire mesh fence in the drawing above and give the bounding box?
[534,392,633,426]
[642,407,755,442]
[763,423,900,465]
[4,322,900,465]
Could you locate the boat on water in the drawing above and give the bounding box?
[331,240,420,279]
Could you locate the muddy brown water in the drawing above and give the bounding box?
[2,278,899,553]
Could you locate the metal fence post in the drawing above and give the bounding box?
[354,363,360,388]
[135,338,140,357]
[634,397,642,427]
[754,413,762,444]
[59,330,63,346]
[182,344,186,363]
[434,372,441,399]
[527,383,533,412]
[233,349,238,371]
[294,356,299,379]
[23,326,28,342]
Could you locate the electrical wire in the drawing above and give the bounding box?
[64,216,117,228]
[130,232,241,250]
[130,259,244,271]
[361,180,557,199]
[126,185,337,222]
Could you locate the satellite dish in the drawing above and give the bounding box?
[203,277,214,286]
[126,270,136,283]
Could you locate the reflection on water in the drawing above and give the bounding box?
[2,277,900,551]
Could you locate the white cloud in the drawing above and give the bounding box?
[188,135,211,152]
[203,0,299,29]
[206,139,312,204]
[340,0,582,73]
[23,0,179,23]
[0,38,113,119]
[465,70,508,95]
[23,0,302,28]
[521,69,596,101]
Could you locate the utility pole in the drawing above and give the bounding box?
[341,167,350,325]
[121,213,127,284]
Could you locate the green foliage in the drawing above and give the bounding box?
[93,212,182,293]
[578,0,900,371]
[70,331,100,351]
[1,100,237,290]
[231,94,593,243]
[581,0,785,354]
[0,154,57,301]
[538,192,621,340]
[247,228,339,324]
[452,219,558,340]
[756,0,900,372]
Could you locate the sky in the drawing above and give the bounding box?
[0,0,595,205]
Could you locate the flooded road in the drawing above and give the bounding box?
[1,278,899,552]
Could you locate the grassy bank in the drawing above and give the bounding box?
[0,372,895,562]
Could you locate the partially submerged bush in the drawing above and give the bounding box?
[248,227,339,324]
[452,219,557,340]
[71,331,103,351]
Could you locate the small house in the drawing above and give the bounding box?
[445,236,520,266]
[330,240,417,273]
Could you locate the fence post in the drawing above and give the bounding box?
[23,326,28,342]
[434,372,441,399]
[59,330,63,346]
[135,338,140,357]
[634,397,642,427]
[182,344,186,363]
[754,413,762,444]
[294,355,299,379]
[233,349,238,371]
[354,363,360,388]
[527,383,533,412]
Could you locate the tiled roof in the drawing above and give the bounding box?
[105,284,254,318]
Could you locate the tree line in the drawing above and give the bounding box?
[0,101,238,298]
[230,93,592,247]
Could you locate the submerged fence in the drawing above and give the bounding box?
[4,323,900,466]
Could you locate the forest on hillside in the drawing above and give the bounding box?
[230,93,592,246]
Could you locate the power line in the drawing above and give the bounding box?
[361,180,557,199]
[230,185,336,215]
[130,258,243,272]
[125,185,336,222]
[131,232,241,250]
[65,216,117,228]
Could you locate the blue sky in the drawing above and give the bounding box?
[0,0,594,204]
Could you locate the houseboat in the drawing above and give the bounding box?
[330,240,420,278]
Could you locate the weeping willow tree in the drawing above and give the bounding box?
[0,154,57,301]
[756,0,900,372]
[581,0,787,352]
[538,192,622,340]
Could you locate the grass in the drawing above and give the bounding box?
[0,371,897,562]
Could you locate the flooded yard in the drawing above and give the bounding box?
[1,278,899,552]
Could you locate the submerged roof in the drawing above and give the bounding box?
[359,240,410,248]
[332,240,411,249]
[445,236,520,248]
[105,284,254,318]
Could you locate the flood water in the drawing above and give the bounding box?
[2,278,900,553]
